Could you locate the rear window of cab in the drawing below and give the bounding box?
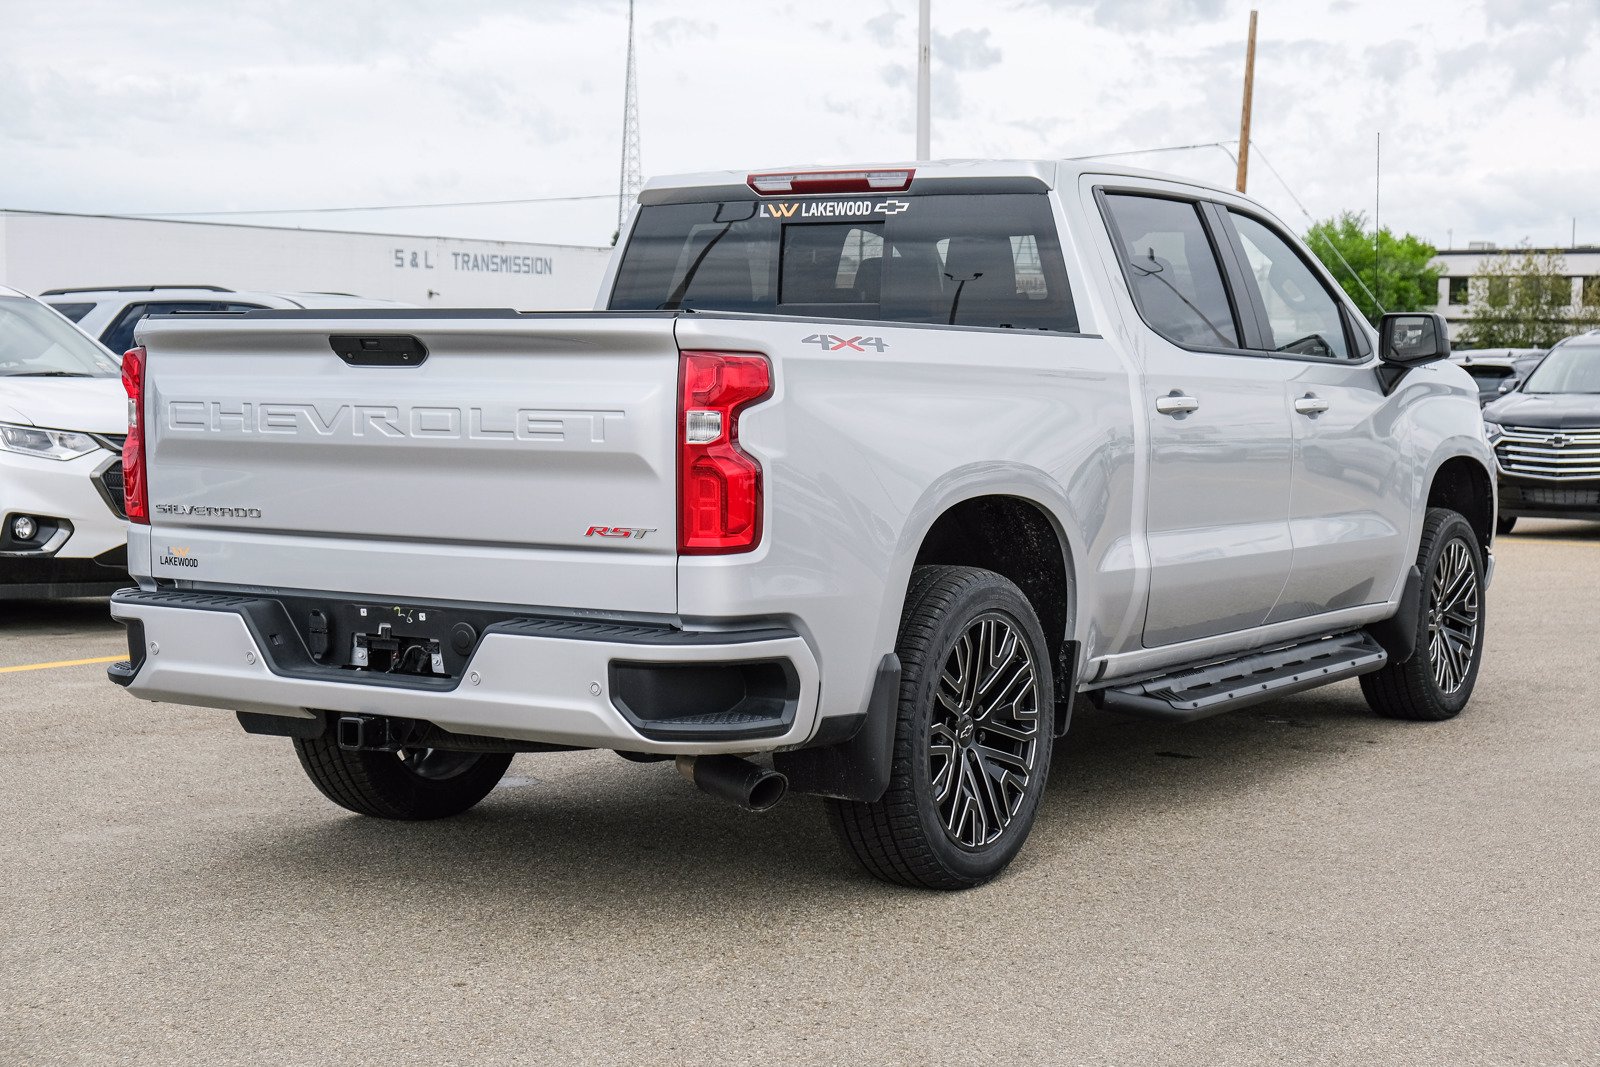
[609,193,1079,333]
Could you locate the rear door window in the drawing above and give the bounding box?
[1100,194,1240,349]
[610,192,1078,332]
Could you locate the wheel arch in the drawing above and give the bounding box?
[779,473,1085,804]
[1426,453,1495,553]
[911,494,1075,690]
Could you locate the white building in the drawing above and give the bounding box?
[1428,244,1600,340]
[0,210,614,309]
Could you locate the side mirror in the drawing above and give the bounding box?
[1379,312,1451,365]
[1498,380,1515,394]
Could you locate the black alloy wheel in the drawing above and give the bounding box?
[1425,537,1481,696]
[929,613,1043,849]
[1362,508,1487,721]
[828,565,1056,890]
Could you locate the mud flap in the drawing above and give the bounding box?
[1367,565,1423,664]
[775,653,900,802]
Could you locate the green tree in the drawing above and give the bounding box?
[1459,247,1599,348]
[1304,212,1441,324]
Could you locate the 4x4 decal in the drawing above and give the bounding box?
[801,333,888,353]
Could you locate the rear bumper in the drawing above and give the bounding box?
[108,589,821,755]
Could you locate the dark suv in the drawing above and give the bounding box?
[1452,349,1547,406]
[1483,332,1600,533]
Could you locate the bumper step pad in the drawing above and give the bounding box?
[1097,630,1388,722]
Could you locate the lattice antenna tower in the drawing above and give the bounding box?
[617,0,642,235]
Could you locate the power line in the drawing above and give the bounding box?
[1066,140,1239,162]
[104,141,1234,218]
[1249,140,1386,315]
[125,192,617,218]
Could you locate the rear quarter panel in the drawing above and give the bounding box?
[674,310,1140,732]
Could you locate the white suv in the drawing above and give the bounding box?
[0,286,130,598]
[43,286,411,355]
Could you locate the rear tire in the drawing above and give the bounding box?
[292,734,512,820]
[1495,514,1516,536]
[1361,508,1486,722]
[827,565,1055,890]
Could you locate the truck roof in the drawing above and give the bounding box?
[641,158,1224,198]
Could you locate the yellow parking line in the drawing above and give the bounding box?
[0,654,124,674]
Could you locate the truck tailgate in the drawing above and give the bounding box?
[136,312,681,614]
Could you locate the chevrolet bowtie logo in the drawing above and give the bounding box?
[874,199,910,215]
[1548,434,1571,448]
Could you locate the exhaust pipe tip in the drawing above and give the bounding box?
[676,755,788,812]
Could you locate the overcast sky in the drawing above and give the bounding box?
[4,0,1596,250]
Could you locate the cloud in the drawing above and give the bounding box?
[1435,0,1600,90]
[0,0,1597,252]
[935,28,1002,71]
[864,12,901,46]
[1022,0,1228,28]
[1363,40,1415,85]
[649,16,718,45]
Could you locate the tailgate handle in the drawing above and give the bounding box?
[329,334,429,367]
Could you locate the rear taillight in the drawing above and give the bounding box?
[678,351,771,555]
[121,346,149,524]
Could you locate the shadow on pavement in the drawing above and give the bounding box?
[1503,519,1600,541]
[0,596,120,636]
[221,682,1399,908]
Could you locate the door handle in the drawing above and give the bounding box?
[1294,394,1330,417]
[1155,392,1200,417]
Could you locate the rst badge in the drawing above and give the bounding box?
[585,526,656,540]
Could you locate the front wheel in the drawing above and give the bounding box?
[1361,508,1487,721]
[827,565,1055,890]
[292,733,512,820]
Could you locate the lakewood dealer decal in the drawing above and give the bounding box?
[759,199,911,219]
[159,546,199,568]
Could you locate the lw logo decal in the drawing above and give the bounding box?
[160,546,199,569]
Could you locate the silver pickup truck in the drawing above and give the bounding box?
[108,161,1495,889]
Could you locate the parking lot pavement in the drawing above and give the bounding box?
[2,522,1597,1066]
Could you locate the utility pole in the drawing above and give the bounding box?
[616,0,642,239]
[1235,9,1257,193]
[916,0,931,160]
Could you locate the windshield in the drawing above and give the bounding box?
[1521,344,1600,394]
[609,192,1079,332]
[0,297,120,378]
